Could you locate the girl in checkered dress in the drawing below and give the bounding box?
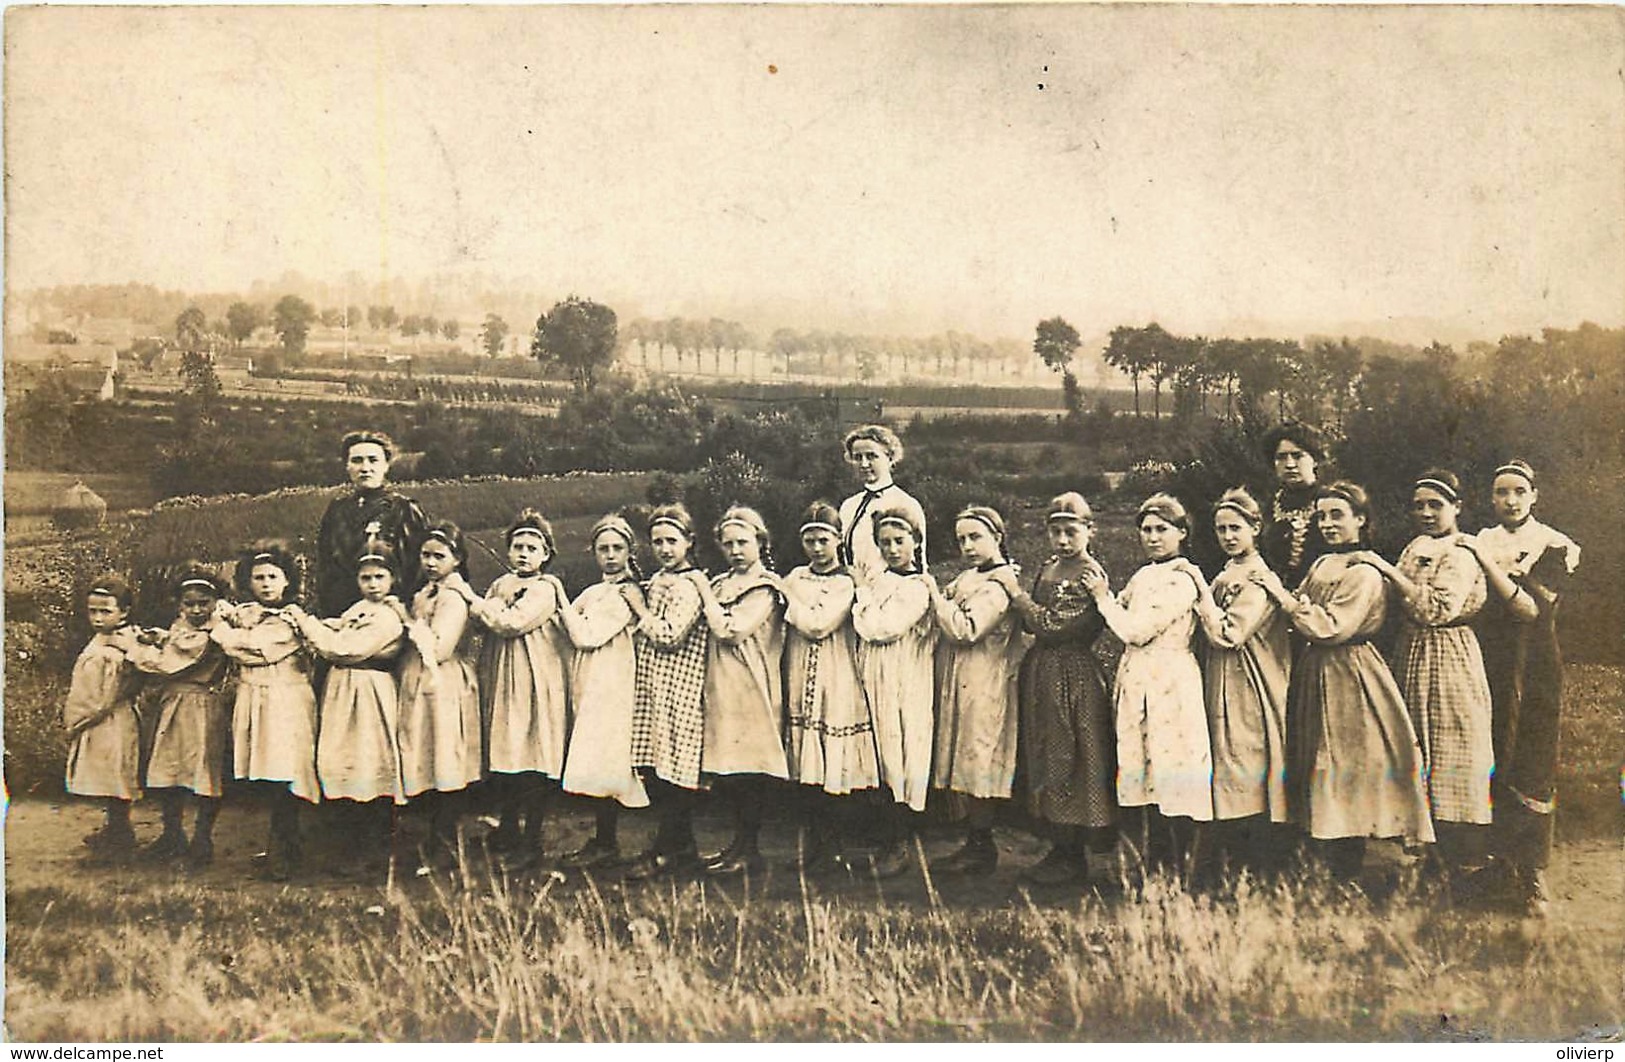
[448,510,571,872]
[622,504,711,879]
[1357,470,1495,877]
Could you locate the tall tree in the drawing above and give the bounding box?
[1103,324,1152,417]
[1034,316,1083,418]
[480,313,510,358]
[175,306,208,352]
[272,295,316,355]
[532,295,618,394]
[441,318,460,341]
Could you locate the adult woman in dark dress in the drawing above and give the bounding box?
[1259,421,1329,588]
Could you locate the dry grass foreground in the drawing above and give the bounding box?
[5,791,1622,1043]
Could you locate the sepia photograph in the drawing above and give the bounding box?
[3,3,1622,1043]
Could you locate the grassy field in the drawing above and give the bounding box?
[4,797,1621,1041]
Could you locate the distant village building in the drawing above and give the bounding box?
[4,342,122,400]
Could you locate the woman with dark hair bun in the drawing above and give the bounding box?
[1251,481,1433,882]
[1356,470,1495,882]
[1259,421,1329,586]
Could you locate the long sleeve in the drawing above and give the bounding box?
[1288,564,1384,644]
[127,624,217,677]
[1398,542,1484,626]
[415,590,470,665]
[933,577,1012,646]
[559,584,636,650]
[639,577,705,647]
[708,585,778,646]
[470,578,560,637]
[783,573,855,640]
[298,607,404,664]
[1097,570,1197,647]
[211,615,303,666]
[1198,579,1276,650]
[1013,569,1105,642]
[852,577,932,644]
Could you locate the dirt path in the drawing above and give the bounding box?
[5,795,1622,939]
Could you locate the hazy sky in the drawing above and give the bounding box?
[6,5,1623,339]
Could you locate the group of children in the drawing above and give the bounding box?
[62,425,1577,912]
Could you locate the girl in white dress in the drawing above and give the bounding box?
[926,505,1025,877]
[549,514,650,869]
[1082,492,1212,880]
[211,543,317,881]
[448,509,570,872]
[852,506,937,878]
[287,546,408,871]
[782,501,876,872]
[64,574,143,863]
[688,506,788,877]
[390,523,482,856]
[127,565,230,869]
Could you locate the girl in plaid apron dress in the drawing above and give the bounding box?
[623,504,711,880]
[1356,470,1494,880]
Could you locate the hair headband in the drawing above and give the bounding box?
[874,513,918,535]
[649,515,691,536]
[1495,463,1536,487]
[357,553,392,566]
[89,586,118,598]
[426,528,454,545]
[1414,477,1460,503]
[179,577,218,591]
[508,527,548,543]
[1320,484,1358,506]
[718,516,761,536]
[592,523,635,547]
[1213,499,1261,525]
[800,520,841,536]
[1047,509,1092,525]
[958,510,1003,539]
[252,552,277,564]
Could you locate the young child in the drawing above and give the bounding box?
[838,425,928,584]
[622,503,710,880]
[210,542,318,881]
[925,505,1025,877]
[687,505,788,877]
[1463,459,1580,914]
[988,492,1118,887]
[287,546,408,870]
[1252,482,1434,882]
[549,514,651,868]
[1190,488,1291,875]
[1357,470,1495,881]
[447,509,570,872]
[127,563,231,869]
[851,506,937,878]
[782,501,877,872]
[1082,493,1212,880]
[64,574,144,862]
[391,522,483,857]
